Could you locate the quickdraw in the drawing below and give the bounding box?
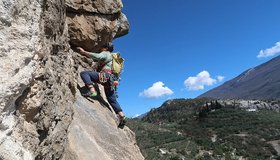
[109,74,117,91]
[99,72,108,83]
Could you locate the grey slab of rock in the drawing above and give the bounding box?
[63,93,144,160]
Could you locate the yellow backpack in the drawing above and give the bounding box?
[111,52,124,77]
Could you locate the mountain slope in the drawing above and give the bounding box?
[199,55,280,100]
[128,98,280,160]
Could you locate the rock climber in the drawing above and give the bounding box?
[77,42,126,128]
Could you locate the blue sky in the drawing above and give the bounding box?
[113,0,280,117]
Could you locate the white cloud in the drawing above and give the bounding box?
[217,75,225,82]
[133,114,140,118]
[257,41,280,58]
[184,71,223,91]
[139,81,174,98]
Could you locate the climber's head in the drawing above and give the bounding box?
[101,42,114,52]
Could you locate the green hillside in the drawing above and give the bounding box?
[128,99,280,160]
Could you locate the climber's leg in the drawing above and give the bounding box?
[80,71,99,96]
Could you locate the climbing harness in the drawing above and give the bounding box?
[99,72,119,92]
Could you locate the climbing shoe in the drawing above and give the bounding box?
[82,91,97,98]
[118,116,127,129]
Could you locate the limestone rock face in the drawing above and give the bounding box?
[0,0,43,159]
[66,0,129,51]
[0,0,142,160]
[0,0,42,122]
[66,0,123,14]
[1,0,75,159]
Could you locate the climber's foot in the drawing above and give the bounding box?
[118,116,127,129]
[82,91,97,98]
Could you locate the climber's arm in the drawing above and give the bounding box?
[77,47,106,61]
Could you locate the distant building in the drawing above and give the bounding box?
[246,108,257,112]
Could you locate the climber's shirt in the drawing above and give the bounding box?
[89,51,113,73]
